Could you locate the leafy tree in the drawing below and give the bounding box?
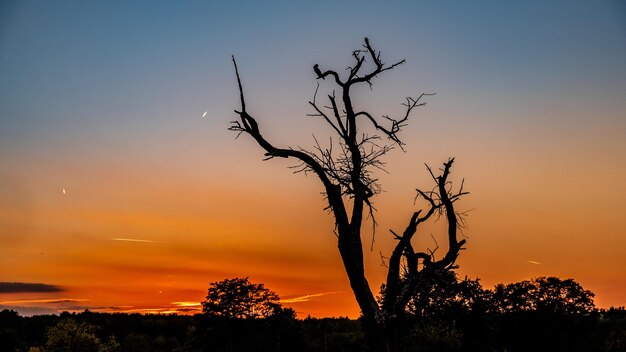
[45,319,101,352]
[0,309,25,351]
[490,277,598,352]
[201,277,292,319]
[402,271,489,319]
[381,271,493,351]
[491,276,595,315]
[230,38,468,352]
[599,307,626,352]
[44,318,120,352]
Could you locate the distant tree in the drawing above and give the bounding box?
[230,37,468,352]
[401,271,489,319]
[380,271,493,351]
[201,277,293,319]
[44,318,120,352]
[599,307,626,352]
[0,309,24,351]
[491,277,598,352]
[491,276,595,315]
[45,319,101,352]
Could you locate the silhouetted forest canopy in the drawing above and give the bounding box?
[1,275,625,352]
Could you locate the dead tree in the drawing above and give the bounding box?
[229,38,468,352]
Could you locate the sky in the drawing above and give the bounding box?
[0,0,624,317]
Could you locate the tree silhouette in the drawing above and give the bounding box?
[230,38,468,351]
[399,271,488,319]
[202,277,293,319]
[387,271,494,351]
[491,276,595,315]
[45,318,119,352]
[490,277,598,352]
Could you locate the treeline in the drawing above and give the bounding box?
[1,275,625,352]
[0,308,626,352]
[1,308,625,352]
[1,311,364,352]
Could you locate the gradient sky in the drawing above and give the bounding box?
[1,0,625,317]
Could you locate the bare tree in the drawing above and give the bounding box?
[229,38,468,352]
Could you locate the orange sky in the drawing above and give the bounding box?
[1,1,625,317]
[1,121,625,317]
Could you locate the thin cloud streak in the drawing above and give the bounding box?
[172,301,202,307]
[111,237,160,243]
[528,260,542,265]
[281,291,344,304]
[0,298,88,305]
[94,305,200,315]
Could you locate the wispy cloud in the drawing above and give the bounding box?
[171,301,202,308]
[528,260,542,265]
[0,298,88,305]
[4,301,205,316]
[111,237,160,243]
[281,291,344,304]
[79,303,202,315]
[75,305,134,313]
[170,302,203,313]
[0,282,64,293]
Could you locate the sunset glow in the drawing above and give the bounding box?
[1,1,625,318]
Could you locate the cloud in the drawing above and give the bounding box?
[111,237,161,243]
[171,301,202,308]
[0,298,87,305]
[281,291,344,304]
[527,260,542,265]
[89,305,134,311]
[0,282,64,293]
[2,301,204,316]
[0,298,89,317]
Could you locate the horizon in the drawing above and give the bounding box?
[1,0,625,318]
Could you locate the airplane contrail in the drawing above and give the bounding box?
[281,291,344,303]
[111,238,159,243]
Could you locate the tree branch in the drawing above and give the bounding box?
[230,56,350,230]
[382,158,468,315]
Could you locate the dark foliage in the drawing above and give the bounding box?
[491,276,595,314]
[183,314,302,352]
[599,307,626,352]
[1,277,624,352]
[0,310,369,352]
[201,277,294,319]
[384,270,493,352]
[300,317,366,352]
